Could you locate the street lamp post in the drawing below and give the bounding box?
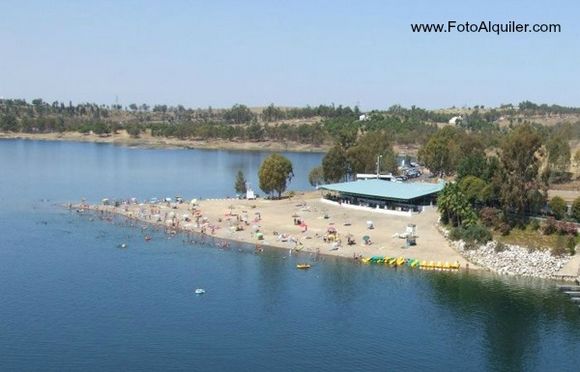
[376,154,382,179]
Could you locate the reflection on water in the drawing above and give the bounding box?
[428,272,580,371]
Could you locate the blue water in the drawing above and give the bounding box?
[1,139,579,371]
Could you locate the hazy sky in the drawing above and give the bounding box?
[1,0,578,110]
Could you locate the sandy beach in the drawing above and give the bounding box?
[79,192,474,269]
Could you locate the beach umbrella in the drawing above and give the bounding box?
[327,226,337,233]
[362,235,370,242]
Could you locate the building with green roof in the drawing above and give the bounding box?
[318,179,444,213]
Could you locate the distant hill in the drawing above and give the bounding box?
[1,99,578,150]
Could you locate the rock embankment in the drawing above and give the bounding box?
[438,225,571,279]
[455,240,570,279]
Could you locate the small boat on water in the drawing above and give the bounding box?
[296,263,311,269]
[194,288,206,294]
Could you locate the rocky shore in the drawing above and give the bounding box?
[454,240,571,279]
[438,225,574,280]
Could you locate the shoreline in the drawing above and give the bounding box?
[75,205,474,273]
[72,193,477,273]
[78,206,354,265]
[70,194,580,282]
[71,203,574,296]
[0,132,330,153]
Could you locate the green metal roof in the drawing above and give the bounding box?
[319,179,445,201]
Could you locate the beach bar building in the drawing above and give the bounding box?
[318,179,445,215]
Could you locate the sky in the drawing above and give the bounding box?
[0,0,579,110]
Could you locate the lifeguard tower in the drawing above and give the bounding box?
[405,224,417,247]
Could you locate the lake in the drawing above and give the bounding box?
[1,139,579,371]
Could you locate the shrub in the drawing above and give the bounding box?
[549,196,568,220]
[541,217,558,235]
[479,207,501,228]
[556,221,578,236]
[450,224,492,248]
[529,219,540,231]
[449,227,465,241]
[463,224,492,244]
[498,223,511,236]
[125,123,141,138]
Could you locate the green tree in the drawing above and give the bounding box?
[92,121,111,135]
[234,170,247,195]
[245,122,264,141]
[482,156,501,183]
[457,153,487,180]
[574,149,580,166]
[437,182,477,227]
[546,135,571,181]
[418,127,461,177]
[0,114,19,132]
[224,104,254,124]
[322,145,348,183]
[458,176,488,205]
[125,123,141,138]
[346,131,397,175]
[258,153,293,198]
[262,104,285,122]
[308,166,324,187]
[548,196,568,220]
[572,197,580,222]
[499,124,546,219]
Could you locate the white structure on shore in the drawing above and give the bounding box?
[448,115,463,125]
[246,188,256,200]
